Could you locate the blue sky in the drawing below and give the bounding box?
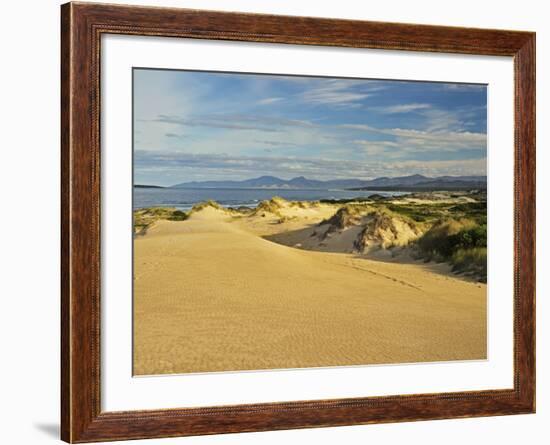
[134,68,487,186]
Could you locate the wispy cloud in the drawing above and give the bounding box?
[342,123,486,152]
[151,113,316,133]
[386,158,486,177]
[442,83,487,92]
[254,139,299,147]
[378,103,432,114]
[353,139,400,156]
[301,80,371,106]
[257,97,284,105]
[152,114,278,133]
[385,128,485,144]
[134,150,486,185]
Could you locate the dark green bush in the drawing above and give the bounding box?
[415,218,487,281]
[168,210,188,221]
[447,224,487,251]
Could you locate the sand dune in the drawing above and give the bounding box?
[134,205,486,375]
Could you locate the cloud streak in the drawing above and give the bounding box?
[342,123,486,153]
[378,103,432,114]
[257,97,284,105]
[254,139,300,147]
[135,150,486,185]
[300,79,371,106]
[151,113,317,133]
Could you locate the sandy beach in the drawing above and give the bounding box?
[133,200,486,375]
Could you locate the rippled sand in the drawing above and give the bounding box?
[133,207,486,375]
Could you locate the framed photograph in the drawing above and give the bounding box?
[61,2,535,442]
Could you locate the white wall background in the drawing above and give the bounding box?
[0,0,546,444]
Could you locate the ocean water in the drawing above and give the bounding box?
[133,187,408,211]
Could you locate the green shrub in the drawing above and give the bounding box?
[133,207,188,234]
[385,203,443,222]
[417,218,477,257]
[167,210,188,221]
[447,224,487,250]
[415,218,487,282]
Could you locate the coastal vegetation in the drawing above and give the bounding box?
[415,218,487,282]
[133,207,188,235]
[133,190,487,282]
[319,193,487,281]
[134,201,229,235]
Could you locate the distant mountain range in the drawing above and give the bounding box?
[169,174,487,191]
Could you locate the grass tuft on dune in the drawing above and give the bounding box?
[252,196,288,216]
[134,207,188,235]
[451,247,487,282]
[319,204,372,230]
[190,200,225,213]
[354,209,425,252]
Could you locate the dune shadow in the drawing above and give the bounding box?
[262,224,483,284]
[263,223,321,246]
[350,251,484,284]
[360,250,486,285]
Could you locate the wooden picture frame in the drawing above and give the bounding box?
[61,2,535,442]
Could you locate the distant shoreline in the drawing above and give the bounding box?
[134,185,391,192]
[348,185,487,192]
[132,187,409,212]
